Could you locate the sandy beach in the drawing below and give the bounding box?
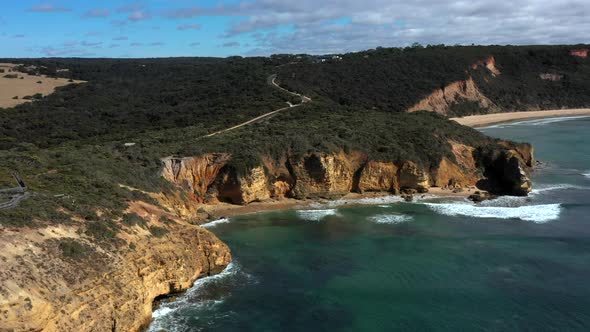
[452,109,590,127]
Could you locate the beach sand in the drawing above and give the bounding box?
[451,109,590,127]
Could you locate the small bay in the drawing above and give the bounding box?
[150,117,590,332]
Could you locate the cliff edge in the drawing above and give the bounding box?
[161,140,533,210]
[0,201,231,332]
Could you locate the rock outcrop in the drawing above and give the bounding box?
[357,161,399,193]
[474,143,534,196]
[161,140,534,208]
[0,201,231,332]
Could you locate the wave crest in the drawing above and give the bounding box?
[149,261,251,331]
[200,217,230,228]
[368,214,413,224]
[296,209,339,221]
[424,203,561,223]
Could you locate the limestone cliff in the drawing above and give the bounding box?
[161,140,534,208]
[0,201,231,332]
[475,143,534,196]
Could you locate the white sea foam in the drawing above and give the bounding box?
[296,209,340,221]
[327,195,405,207]
[584,172,590,179]
[478,195,529,207]
[151,306,174,319]
[531,183,590,195]
[149,262,243,331]
[481,115,590,129]
[200,217,230,228]
[368,214,413,224]
[424,202,561,223]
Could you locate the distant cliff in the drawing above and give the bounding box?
[276,45,590,116]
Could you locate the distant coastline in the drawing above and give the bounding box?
[451,109,590,128]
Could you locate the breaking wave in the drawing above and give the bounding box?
[149,262,247,332]
[200,218,230,228]
[368,214,413,224]
[482,115,590,129]
[296,209,340,221]
[327,195,405,207]
[424,202,561,223]
[531,183,590,195]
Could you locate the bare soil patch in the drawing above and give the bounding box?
[0,63,85,109]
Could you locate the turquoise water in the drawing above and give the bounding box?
[150,116,590,332]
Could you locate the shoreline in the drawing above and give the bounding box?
[199,187,475,223]
[451,108,590,128]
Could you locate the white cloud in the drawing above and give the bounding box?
[165,0,590,55]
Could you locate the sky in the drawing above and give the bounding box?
[0,0,588,58]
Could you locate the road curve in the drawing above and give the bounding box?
[202,75,311,138]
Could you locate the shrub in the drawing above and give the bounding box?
[85,221,119,241]
[59,239,92,259]
[149,226,169,238]
[121,213,147,228]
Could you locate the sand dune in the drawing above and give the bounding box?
[0,63,85,109]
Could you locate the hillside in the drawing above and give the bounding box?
[1,44,584,331]
[0,63,84,108]
[275,45,590,116]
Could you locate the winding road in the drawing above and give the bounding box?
[202,74,311,138]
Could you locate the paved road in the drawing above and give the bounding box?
[202,75,311,138]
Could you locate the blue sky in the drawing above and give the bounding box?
[1,0,588,58]
[0,0,257,57]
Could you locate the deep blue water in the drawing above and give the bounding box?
[149,116,590,332]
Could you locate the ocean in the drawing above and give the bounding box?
[149,116,590,332]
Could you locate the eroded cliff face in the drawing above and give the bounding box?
[161,140,534,209]
[407,77,497,114]
[571,49,589,58]
[407,57,501,115]
[0,201,231,332]
[470,56,501,76]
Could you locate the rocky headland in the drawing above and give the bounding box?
[160,140,534,218]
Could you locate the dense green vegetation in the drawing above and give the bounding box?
[1,44,587,231]
[0,57,287,148]
[276,44,590,114]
